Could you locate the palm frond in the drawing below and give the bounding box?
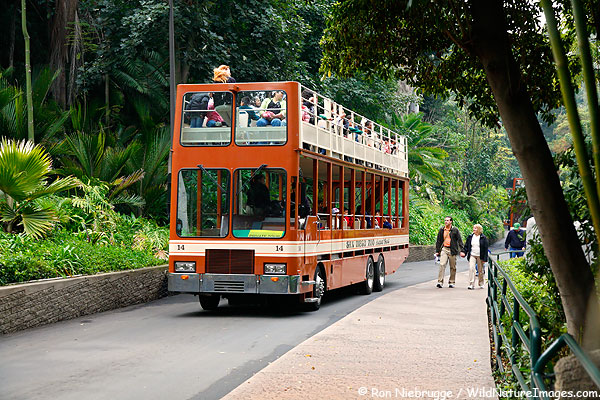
[20,206,58,239]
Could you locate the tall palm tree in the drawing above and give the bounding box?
[0,138,79,238]
[391,112,449,185]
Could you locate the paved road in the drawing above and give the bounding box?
[0,253,473,400]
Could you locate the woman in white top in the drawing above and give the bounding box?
[461,224,489,290]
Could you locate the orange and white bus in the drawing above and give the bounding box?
[168,81,410,310]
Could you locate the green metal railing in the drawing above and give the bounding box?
[487,251,600,399]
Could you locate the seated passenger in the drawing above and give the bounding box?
[374,210,382,229]
[343,207,353,228]
[206,97,224,127]
[301,89,316,124]
[364,120,374,147]
[383,217,393,229]
[257,90,287,127]
[239,96,260,126]
[334,108,349,137]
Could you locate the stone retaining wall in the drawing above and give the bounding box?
[0,265,168,335]
[406,245,436,263]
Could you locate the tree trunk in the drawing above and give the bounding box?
[105,74,110,127]
[67,11,82,106]
[470,0,599,348]
[50,0,79,107]
[21,0,34,143]
[9,4,16,69]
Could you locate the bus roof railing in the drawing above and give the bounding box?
[299,84,408,177]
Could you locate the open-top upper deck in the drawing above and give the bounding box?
[175,82,408,177]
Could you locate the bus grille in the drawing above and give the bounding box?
[213,281,245,292]
[206,249,255,274]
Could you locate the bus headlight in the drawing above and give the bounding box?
[174,261,196,272]
[264,263,286,274]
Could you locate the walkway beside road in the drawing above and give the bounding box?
[223,260,498,400]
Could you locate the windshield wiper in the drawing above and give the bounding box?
[197,164,228,194]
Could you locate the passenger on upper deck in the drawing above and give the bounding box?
[363,120,374,147]
[187,92,210,128]
[206,96,224,127]
[239,96,260,126]
[212,65,236,127]
[334,108,349,137]
[301,89,316,125]
[257,90,287,127]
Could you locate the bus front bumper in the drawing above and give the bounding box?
[168,273,302,295]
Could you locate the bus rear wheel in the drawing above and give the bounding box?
[373,254,385,292]
[360,257,375,295]
[199,294,220,311]
[305,266,326,311]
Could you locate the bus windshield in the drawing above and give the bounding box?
[233,168,287,238]
[176,168,230,237]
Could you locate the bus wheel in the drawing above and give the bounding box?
[373,254,385,292]
[306,267,326,311]
[360,257,375,295]
[199,294,220,311]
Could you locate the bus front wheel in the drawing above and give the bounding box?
[199,294,220,311]
[360,257,375,295]
[305,266,326,311]
[373,254,385,292]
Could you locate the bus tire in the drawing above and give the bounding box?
[360,257,375,295]
[199,294,220,311]
[306,266,326,311]
[373,254,385,292]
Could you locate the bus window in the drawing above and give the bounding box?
[233,168,287,238]
[181,91,233,146]
[235,90,287,146]
[176,169,230,237]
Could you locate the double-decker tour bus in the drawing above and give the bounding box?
[168,81,409,311]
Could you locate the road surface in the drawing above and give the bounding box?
[0,253,474,400]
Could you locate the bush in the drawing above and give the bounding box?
[499,257,566,342]
[492,257,567,396]
[409,194,502,245]
[0,216,169,286]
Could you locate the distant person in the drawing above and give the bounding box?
[524,216,538,257]
[505,223,526,258]
[212,65,236,127]
[435,216,464,288]
[257,90,287,127]
[246,174,270,216]
[461,224,489,290]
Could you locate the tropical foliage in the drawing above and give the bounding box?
[0,139,78,238]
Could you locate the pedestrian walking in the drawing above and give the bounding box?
[435,216,464,288]
[461,224,489,290]
[505,223,526,258]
